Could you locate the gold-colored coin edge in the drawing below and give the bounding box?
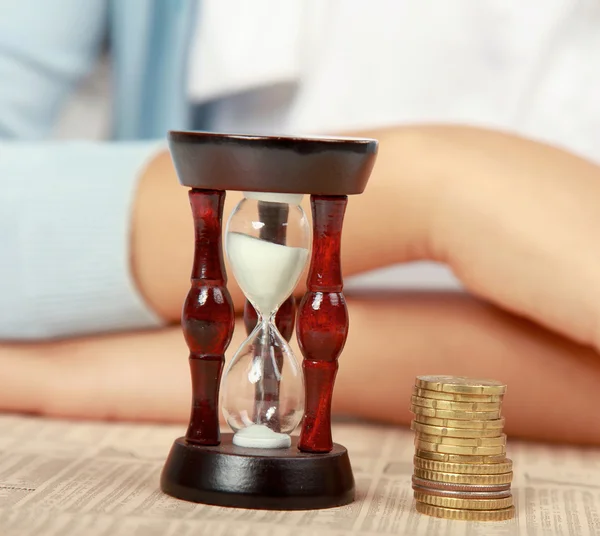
[411,421,505,438]
[411,395,502,412]
[413,386,503,403]
[412,477,511,494]
[415,375,507,396]
[413,467,513,485]
[414,449,508,464]
[410,405,502,420]
[415,438,506,456]
[412,484,512,499]
[414,491,513,510]
[414,415,505,429]
[413,455,513,474]
[414,432,507,447]
[415,502,515,521]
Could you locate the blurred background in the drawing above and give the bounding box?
[53,0,600,152]
[3,0,600,336]
[44,0,600,292]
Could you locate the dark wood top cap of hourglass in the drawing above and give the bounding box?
[168,130,378,195]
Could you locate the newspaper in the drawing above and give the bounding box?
[0,414,599,536]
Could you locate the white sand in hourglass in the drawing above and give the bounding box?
[225,203,309,449]
[226,232,308,316]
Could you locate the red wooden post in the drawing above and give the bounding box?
[182,189,235,445]
[297,195,349,453]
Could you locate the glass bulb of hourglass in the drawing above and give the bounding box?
[222,192,310,448]
[222,323,304,442]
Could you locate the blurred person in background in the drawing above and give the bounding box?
[1,0,600,444]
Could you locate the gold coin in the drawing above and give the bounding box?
[414,415,505,429]
[410,405,502,420]
[412,477,511,493]
[415,439,506,456]
[413,387,503,403]
[414,491,513,510]
[415,449,508,464]
[411,395,502,412]
[416,375,507,396]
[415,502,515,521]
[413,456,513,474]
[414,432,506,447]
[412,484,512,499]
[411,421,505,438]
[413,468,513,485]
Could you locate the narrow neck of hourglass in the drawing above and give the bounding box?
[255,309,278,326]
[251,307,286,341]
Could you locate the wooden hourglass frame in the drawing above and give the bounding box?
[160,131,378,510]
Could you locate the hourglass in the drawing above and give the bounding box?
[222,192,308,449]
[160,131,378,510]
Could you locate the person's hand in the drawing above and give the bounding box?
[2,124,600,444]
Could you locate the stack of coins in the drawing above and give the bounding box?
[410,375,515,522]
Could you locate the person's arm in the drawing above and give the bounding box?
[6,291,597,444]
[134,125,600,351]
[130,129,433,321]
[3,124,598,443]
[0,0,165,339]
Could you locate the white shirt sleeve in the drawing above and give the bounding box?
[186,0,304,103]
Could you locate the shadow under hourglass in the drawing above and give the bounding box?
[160,131,378,510]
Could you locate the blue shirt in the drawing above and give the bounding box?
[0,0,198,339]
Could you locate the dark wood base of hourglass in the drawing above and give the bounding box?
[160,434,355,510]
